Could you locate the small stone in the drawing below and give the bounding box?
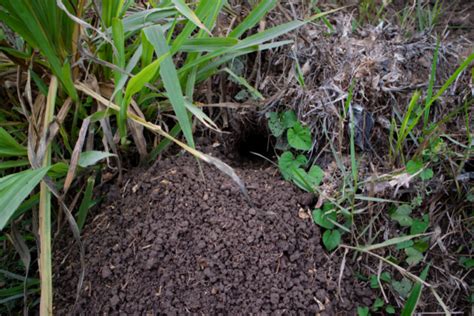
[298,193,315,206]
[270,293,280,305]
[110,295,120,306]
[145,257,158,270]
[248,208,257,216]
[150,188,161,200]
[289,251,301,262]
[101,266,112,279]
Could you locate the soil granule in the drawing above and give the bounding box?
[54,152,373,314]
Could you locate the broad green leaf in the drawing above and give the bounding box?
[322,229,341,251]
[391,204,413,227]
[0,167,50,230]
[277,151,306,180]
[401,265,430,316]
[78,151,116,168]
[145,25,195,148]
[0,160,29,170]
[293,165,324,192]
[121,58,162,139]
[287,122,312,151]
[0,127,27,157]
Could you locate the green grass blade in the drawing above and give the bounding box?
[38,75,57,315]
[423,40,439,129]
[0,167,50,229]
[145,25,195,148]
[426,52,474,112]
[229,0,277,38]
[77,176,95,231]
[0,127,27,157]
[171,0,211,35]
[223,67,264,100]
[122,55,167,142]
[180,37,239,52]
[148,124,181,162]
[401,264,430,316]
[361,234,427,252]
[177,21,305,76]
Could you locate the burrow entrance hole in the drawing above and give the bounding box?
[228,113,274,162]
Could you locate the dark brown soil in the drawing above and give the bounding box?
[54,151,373,314]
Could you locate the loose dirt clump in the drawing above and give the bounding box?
[54,151,373,314]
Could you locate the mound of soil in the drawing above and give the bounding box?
[54,152,373,314]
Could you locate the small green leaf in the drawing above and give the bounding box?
[413,238,429,253]
[372,297,384,311]
[380,272,392,283]
[287,122,312,151]
[420,168,433,180]
[386,305,396,314]
[322,229,341,251]
[405,247,423,265]
[392,278,413,298]
[357,306,369,316]
[410,214,429,234]
[406,159,423,175]
[282,110,297,128]
[459,257,474,269]
[391,204,413,227]
[312,207,336,229]
[268,112,285,137]
[369,275,380,289]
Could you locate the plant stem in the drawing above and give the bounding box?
[39,76,57,315]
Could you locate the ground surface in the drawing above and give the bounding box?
[54,150,373,314]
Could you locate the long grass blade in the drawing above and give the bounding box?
[145,25,195,148]
[39,75,58,315]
